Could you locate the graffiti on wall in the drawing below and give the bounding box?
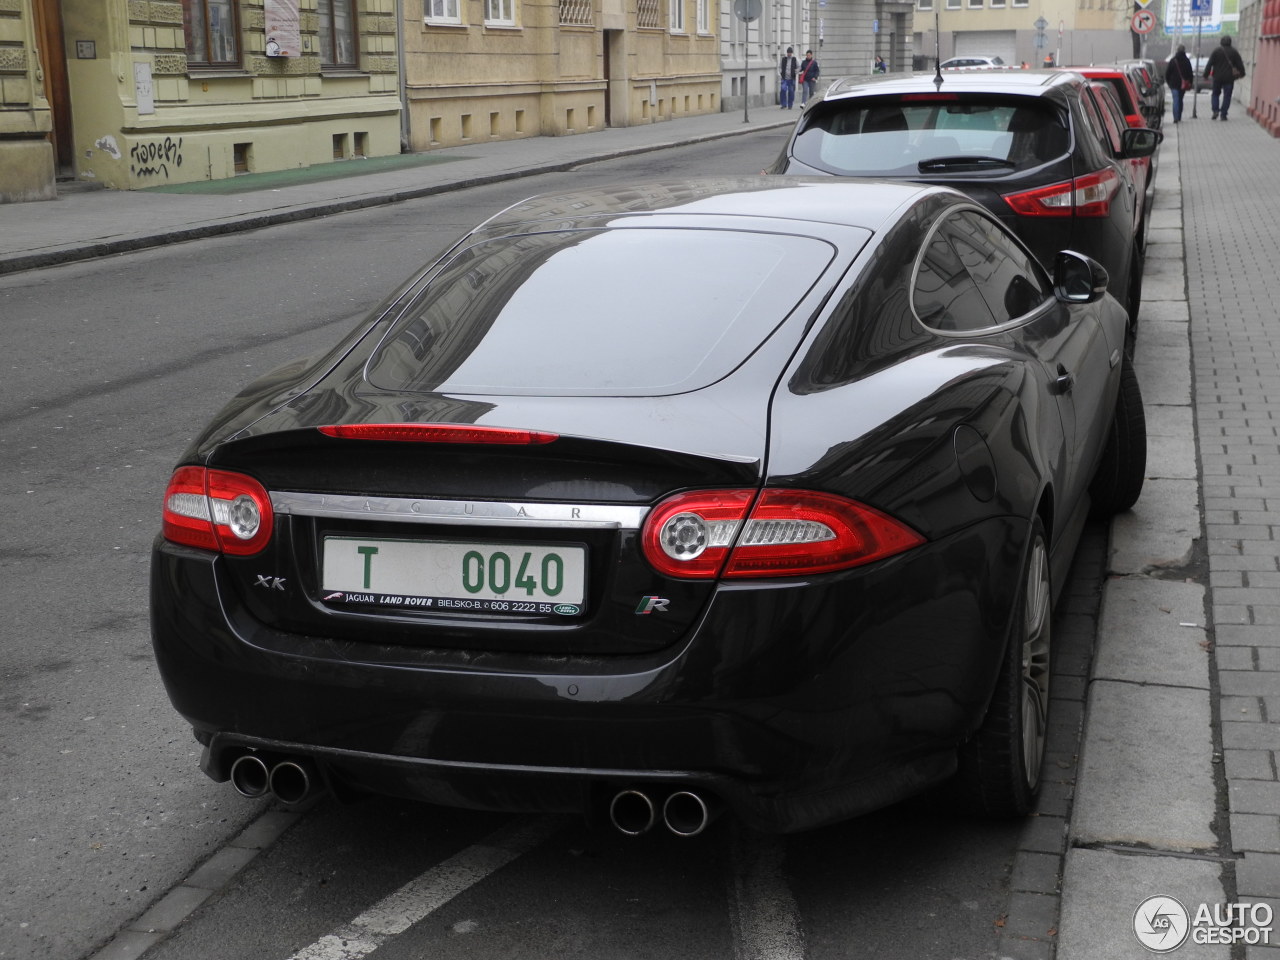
[130,137,184,179]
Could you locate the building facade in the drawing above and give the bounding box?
[914,0,1135,70]
[719,0,909,116]
[5,0,403,200]
[404,0,721,151]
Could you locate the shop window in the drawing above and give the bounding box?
[318,0,358,68]
[183,0,241,68]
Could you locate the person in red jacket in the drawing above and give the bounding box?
[799,50,821,107]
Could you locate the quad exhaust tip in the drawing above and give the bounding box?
[229,752,322,806]
[608,788,716,837]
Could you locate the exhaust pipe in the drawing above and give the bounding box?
[662,790,715,837]
[268,758,321,806]
[229,753,271,799]
[608,789,657,836]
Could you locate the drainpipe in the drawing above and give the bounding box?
[396,0,410,152]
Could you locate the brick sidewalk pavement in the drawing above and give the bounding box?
[1182,115,1280,948]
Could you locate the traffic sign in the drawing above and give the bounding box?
[1136,0,1153,8]
[1131,8,1156,33]
[1190,0,1212,15]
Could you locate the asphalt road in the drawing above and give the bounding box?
[0,130,1084,960]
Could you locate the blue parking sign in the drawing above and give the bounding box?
[1190,0,1212,17]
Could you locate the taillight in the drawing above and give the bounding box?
[162,467,274,556]
[318,424,557,444]
[641,488,924,579]
[1002,168,1120,218]
[1124,114,1143,129]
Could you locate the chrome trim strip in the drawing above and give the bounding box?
[271,491,648,530]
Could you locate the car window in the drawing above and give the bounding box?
[912,224,997,332]
[913,210,1050,332]
[1100,76,1138,116]
[365,227,839,397]
[793,97,1069,177]
[947,211,1051,323]
[1077,90,1115,155]
[1085,84,1124,154]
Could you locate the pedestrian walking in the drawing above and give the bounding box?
[1204,35,1246,120]
[780,47,799,110]
[1166,44,1194,124]
[799,50,820,106]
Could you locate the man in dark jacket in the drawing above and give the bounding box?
[1204,35,1246,120]
[779,47,799,110]
[1165,44,1194,123]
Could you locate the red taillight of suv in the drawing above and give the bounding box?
[1002,168,1121,218]
[641,488,925,579]
[162,466,274,556]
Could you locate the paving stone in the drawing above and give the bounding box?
[1011,851,1062,895]
[1226,749,1277,781]
[1019,815,1068,855]
[1239,853,1280,899]
[1072,681,1217,851]
[184,844,259,890]
[127,885,214,933]
[1058,848,1228,960]
[1224,697,1267,723]
[1231,781,1280,816]
[1093,579,1210,689]
[1233,813,1280,854]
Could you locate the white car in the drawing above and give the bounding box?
[939,55,1006,70]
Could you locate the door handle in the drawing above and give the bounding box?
[1054,364,1075,394]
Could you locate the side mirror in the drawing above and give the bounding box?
[1121,126,1162,158]
[1054,250,1109,303]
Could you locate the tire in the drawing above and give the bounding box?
[1089,355,1147,517]
[956,518,1051,817]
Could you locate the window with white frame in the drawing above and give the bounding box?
[1012,0,1028,6]
[669,0,685,32]
[918,0,933,9]
[486,0,515,25]
[696,0,710,32]
[967,0,982,8]
[427,0,461,22]
[945,0,960,9]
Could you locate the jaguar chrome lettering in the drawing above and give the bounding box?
[275,492,642,529]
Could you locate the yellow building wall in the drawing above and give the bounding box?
[60,0,401,189]
[404,0,719,151]
[1,0,56,201]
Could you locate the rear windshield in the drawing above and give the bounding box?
[791,96,1069,177]
[365,228,841,397]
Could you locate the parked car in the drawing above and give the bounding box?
[1117,58,1166,129]
[1080,80,1157,252]
[765,70,1160,343]
[1062,65,1148,131]
[940,55,1007,70]
[150,177,1146,835]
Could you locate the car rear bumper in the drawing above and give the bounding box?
[150,515,1027,831]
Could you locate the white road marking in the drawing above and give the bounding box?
[287,816,563,960]
[728,823,806,960]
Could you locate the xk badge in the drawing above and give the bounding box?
[254,575,286,591]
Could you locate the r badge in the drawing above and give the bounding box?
[635,596,670,614]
